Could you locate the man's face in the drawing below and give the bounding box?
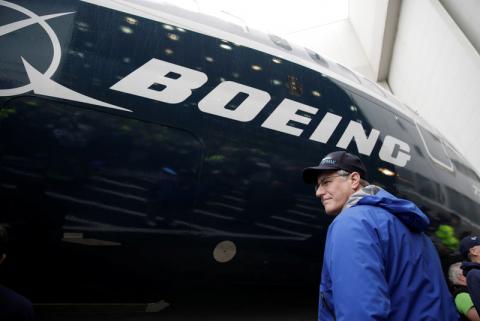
[470,245,480,263]
[315,170,355,215]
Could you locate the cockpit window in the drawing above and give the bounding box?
[415,122,454,172]
[444,144,480,182]
[452,159,480,182]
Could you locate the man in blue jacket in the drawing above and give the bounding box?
[302,150,458,321]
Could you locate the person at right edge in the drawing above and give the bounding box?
[460,235,480,314]
[448,262,480,321]
[302,150,459,321]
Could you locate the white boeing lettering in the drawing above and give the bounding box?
[261,99,317,136]
[336,121,380,156]
[110,58,208,104]
[110,58,412,167]
[198,81,270,122]
[309,112,342,143]
[379,135,411,167]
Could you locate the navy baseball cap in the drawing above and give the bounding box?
[302,151,367,184]
[460,235,480,260]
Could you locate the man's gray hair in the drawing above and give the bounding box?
[448,262,463,285]
[336,169,370,187]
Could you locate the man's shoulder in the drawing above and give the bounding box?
[462,261,480,272]
[329,205,396,238]
[329,206,383,233]
[337,204,391,222]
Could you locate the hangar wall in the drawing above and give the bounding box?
[387,0,480,172]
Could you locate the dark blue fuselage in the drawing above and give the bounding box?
[1,0,479,317]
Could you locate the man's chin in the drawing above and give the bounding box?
[324,207,341,216]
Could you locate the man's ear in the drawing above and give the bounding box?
[350,172,361,190]
[0,254,6,265]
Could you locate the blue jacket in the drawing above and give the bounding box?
[318,187,459,321]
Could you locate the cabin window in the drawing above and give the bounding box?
[446,186,478,223]
[268,34,292,51]
[305,48,329,68]
[415,172,439,201]
[415,122,454,172]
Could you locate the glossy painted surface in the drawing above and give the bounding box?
[1,0,479,317]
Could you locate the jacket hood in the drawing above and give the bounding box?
[346,185,430,232]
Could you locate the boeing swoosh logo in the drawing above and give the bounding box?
[0,0,131,112]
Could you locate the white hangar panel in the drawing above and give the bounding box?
[388,0,480,172]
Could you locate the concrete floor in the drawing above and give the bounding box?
[36,312,314,321]
[35,303,315,321]
[36,310,315,321]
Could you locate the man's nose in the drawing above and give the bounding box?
[315,185,325,198]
